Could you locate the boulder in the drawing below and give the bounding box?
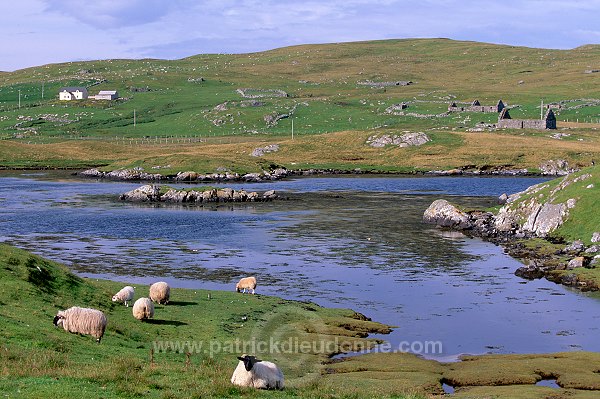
[567,257,586,269]
[119,185,161,202]
[175,171,199,181]
[522,202,567,237]
[564,240,585,254]
[263,190,277,200]
[161,189,188,203]
[592,232,600,243]
[423,199,471,229]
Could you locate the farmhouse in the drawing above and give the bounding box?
[92,90,119,100]
[497,108,557,129]
[448,99,505,113]
[58,87,88,101]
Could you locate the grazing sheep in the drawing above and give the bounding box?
[149,281,170,304]
[132,297,154,321]
[231,354,284,389]
[53,306,107,343]
[112,285,135,307]
[235,276,257,294]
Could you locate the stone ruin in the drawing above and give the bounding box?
[497,108,557,130]
[448,99,505,113]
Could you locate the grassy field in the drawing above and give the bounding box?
[2,243,599,398]
[0,39,599,173]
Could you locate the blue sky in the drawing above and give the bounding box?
[2,0,599,71]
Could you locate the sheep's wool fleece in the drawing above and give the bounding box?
[231,360,284,389]
[132,298,154,320]
[57,307,107,340]
[149,282,170,304]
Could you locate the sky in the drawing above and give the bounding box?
[2,0,600,71]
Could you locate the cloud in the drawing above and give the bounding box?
[42,0,181,29]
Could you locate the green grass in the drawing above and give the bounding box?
[0,39,599,173]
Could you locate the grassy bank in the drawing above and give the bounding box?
[2,243,600,398]
[0,243,402,398]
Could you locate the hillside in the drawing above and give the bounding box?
[0,39,599,174]
[0,243,402,398]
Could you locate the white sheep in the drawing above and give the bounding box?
[231,354,284,389]
[235,276,257,294]
[132,297,154,321]
[149,281,170,304]
[53,306,107,343]
[112,285,135,307]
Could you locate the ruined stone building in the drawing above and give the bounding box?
[497,108,557,129]
[448,99,505,113]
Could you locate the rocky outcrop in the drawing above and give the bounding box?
[366,132,430,148]
[251,144,280,157]
[80,168,164,180]
[423,200,471,229]
[120,185,277,204]
[539,159,577,176]
[119,185,161,202]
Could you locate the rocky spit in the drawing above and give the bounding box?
[120,185,277,204]
[423,174,600,291]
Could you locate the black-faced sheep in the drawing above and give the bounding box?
[53,306,107,343]
[112,285,135,307]
[235,276,257,294]
[231,354,284,389]
[132,297,154,321]
[149,281,170,304]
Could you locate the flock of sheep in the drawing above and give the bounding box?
[52,275,284,389]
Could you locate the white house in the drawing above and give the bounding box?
[93,90,119,100]
[59,87,88,100]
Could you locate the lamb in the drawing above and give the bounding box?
[112,285,135,307]
[230,354,284,389]
[149,281,170,304]
[235,276,257,294]
[132,297,154,321]
[53,306,107,343]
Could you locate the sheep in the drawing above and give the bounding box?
[132,297,154,321]
[53,306,107,343]
[230,354,284,389]
[235,276,257,294]
[149,281,170,304]
[112,285,135,307]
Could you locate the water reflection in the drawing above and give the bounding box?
[0,171,599,360]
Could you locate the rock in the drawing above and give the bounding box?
[251,144,280,157]
[587,184,595,189]
[79,168,104,178]
[561,273,579,286]
[366,132,430,148]
[566,198,577,209]
[592,232,600,243]
[263,190,277,200]
[567,257,586,269]
[515,261,546,279]
[216,188,233,202]
[584,245,600,254]
[522,202,567,237]
[175,171,199,181]
[120,185,161,202]
[498,193,508,205]
[246,192,259,201]
[539,159,575,176]
[423,199,471,229]
[564,240,585,254]
[161,189,188,202]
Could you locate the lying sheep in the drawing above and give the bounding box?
[112,285,135,307]
[235,276,257,294]
[132,297,154,321]
[149,281,170,304]
[53,306,107,343]
[231,354,284,389]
